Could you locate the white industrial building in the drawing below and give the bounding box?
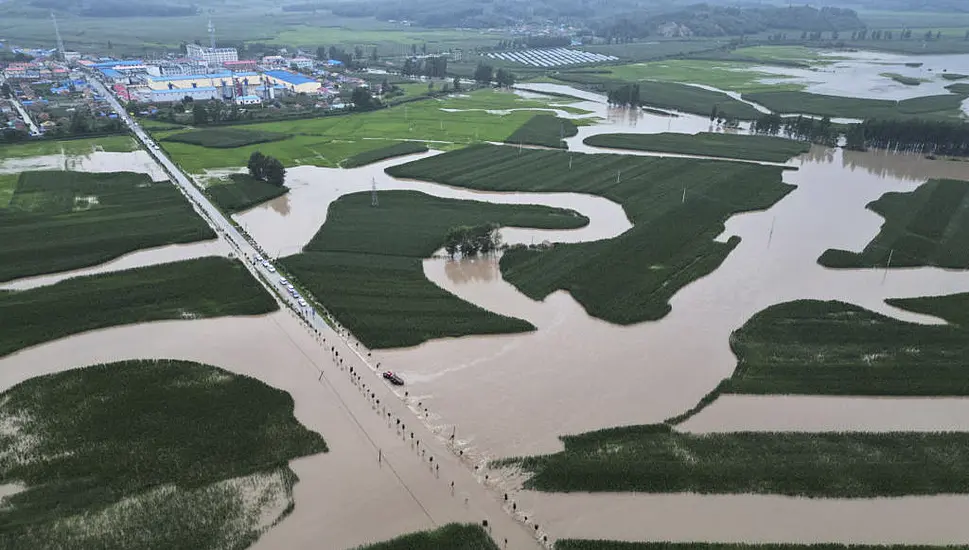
[185,43,239,65]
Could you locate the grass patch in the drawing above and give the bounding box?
[881,72,926,86]
[584,132,809,163]
[162,128,290,148]
[819,179,969,269]
[356,524,498,550]
[507,423,969,496]
[727,298,969,396]
[281,190,588,349]
[557,542,969,550]
[341,141,429,168]
[943,73,969,81]
[206,173,288,214]
[0,171,214,282]
[0,257,277,357]
[504,115,578,149]
[0,173,16,208]
[0,136,137,159]
[743,91,967,121]
[387,145,791,325]
[0,359,326,549]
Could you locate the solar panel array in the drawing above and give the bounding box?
[486,48,618,67]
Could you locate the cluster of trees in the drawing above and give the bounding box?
[247,152,286,187]
[845,119,969,156]
[606,83,640,107]
[0,128,30,143]
[752,113,837,146]
[350,87,380,111]
[444,224,501,257]
[401,56,448,78]
[190,100,250,126]
[492,36,572,50]
[473,64,515,86]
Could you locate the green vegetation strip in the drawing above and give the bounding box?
[356,524,498,550]
[0,359,326,549]
[0,257,276,357]
[341,141,429,168]
[557,543,969,550]
[505,423,969,496]
[281,190,587,348]
[584,132,809,163]
[504,115,578,149]
[162,127,289,148]
[942,74,968,81]
[206,173,289,213]
[387,145,791,324]
[881,72,925,86]
[0,171,214,282]
[819,179,969,269]
[727,297,969,396]
[743,91,967,121]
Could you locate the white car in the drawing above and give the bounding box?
[267,266,276,273]
[279,278,288,285]
[286,284,295,291]
[254,255,263,263]
[298,298,308,307]
[261,261,269,267]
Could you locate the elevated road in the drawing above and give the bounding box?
[90,78,545,549]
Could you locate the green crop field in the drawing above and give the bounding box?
[341,141,429,168]
[0,136,137,160]
[505,423,969,496]
[556,542,969,550]
[0,359,326,549]
[605,59,803,93]
[943,74,969,81]
[504,115,578,149]
[281,190,588,348]
[206,173,289,213]
[0,171,214,282]
[552,74,762,120]
[742,91,968,121]
[726,297,969,396]
[387,145,792,325]
[356,524,498,550]
[0,174,16,208]
[0,257,277,357]
[819,179,969,269]
[881,72,927,86]
[581,39,726,62]
[153,89,586,172]
[162,127,289,148]
[584,132,810,163]
[947,83,969,95]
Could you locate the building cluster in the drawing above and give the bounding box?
[80,46,365,106]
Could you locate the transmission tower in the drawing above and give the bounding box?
[51,11,66,61]
[207,19,216,49]
[371,178,379,207]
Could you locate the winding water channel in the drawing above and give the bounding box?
[4,70,969,546]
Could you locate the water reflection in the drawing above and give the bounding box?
[443,255,500,285]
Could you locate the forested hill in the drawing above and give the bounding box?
[29,0,199,17]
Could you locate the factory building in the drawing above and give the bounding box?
[262,70,320,94]
[185,44,238,65]
[142,71,265,103]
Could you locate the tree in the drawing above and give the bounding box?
[263,157,286,187]
[192,103,208,125]
[248,151,266,180]
[370,47,378,62]
[495,68,515,87]
[710,104,719,121]
[0,82,11,99]
[473,63,493,84]
[453,76,461,92]
[350,86,378,111]
[411,43,417,56]
[354,45,364,60]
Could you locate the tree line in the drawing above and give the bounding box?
[474,63,515,87]
[752,113,838,146]
[845,119,969,156]
[402,56,448,78]
[491,36,572,51]
[444,224,501,257]
[247,152,286,187]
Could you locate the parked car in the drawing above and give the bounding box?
[254,255,263,263]
[279,278,288,286]
[267,266,276,273]
[382,371,404,385]
[298,298,308,307]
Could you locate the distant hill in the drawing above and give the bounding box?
[29,0,199,17]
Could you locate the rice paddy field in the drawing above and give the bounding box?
[742,91,969,121]
[341,141,429,168]
[356,524,498,550]
[819,179,969,269]
[387,145,792,324]
[162,128,290,148]
[0,136,138,160]
[505,424,969,497]
[0,359,327,549]
[584,133,810,163]
[504,115,578,149]
[281,190,588,348]
[0,257,277,357]
[151,89,590,173]
[206,173,289,214]
[0,170,215,282]
[726,297,969,396]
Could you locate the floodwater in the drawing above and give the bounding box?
[375,146,969,460]
[0,239,230,291]
[0,150,168,181]
[234,152,631,258]
[0,311,543,550]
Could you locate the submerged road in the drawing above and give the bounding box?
[91,78,546,549]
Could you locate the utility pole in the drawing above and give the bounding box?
[371,177,379,207]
